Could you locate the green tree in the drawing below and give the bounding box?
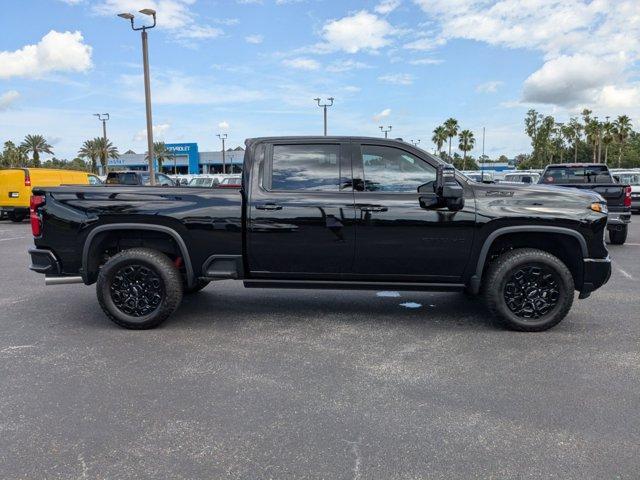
[613,115,632,168]
[94,137,119,173]
[431,125,447,154]
[1,141,28,168]
[458,129,475,170]
[20,134,53,167]
[601,119,615,165]
[148,141,174,172]
[443,118,459,159]
[78,139,100,173]
[565,117,583,163]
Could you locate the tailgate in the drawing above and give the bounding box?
[0,169,29,208]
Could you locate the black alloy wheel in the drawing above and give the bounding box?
[503,264,561,320]
[110,264,164,317]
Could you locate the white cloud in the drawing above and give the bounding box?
[412,0,640,110]
[0,30,92,79]
[218,121,230,129]
[318,11,396,54]
[283,57,320,70]
[409,57,443,65]
[375,0,401,14]
[245,34,264,44]
[373,108,391,121]
[378,73,414,85]
[134,123,170,142]
[0,90,20,111]
[94,0,222,40]
[120,73,265,105]
[476,80,504,93]
[326,59,370,72]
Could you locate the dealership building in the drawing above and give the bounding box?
[107,142,245,174]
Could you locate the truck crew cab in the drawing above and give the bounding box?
[28,137,611,332]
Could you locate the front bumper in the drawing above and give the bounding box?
[580,256,612,298]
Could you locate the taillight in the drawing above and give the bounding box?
[624,186,632,208]
[30,194,45,237]
[24,172,31,187]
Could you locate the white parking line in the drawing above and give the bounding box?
[0,236,30,242]
[614,263,635,280]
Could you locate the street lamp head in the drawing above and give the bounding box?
[117,12,134,20]
[139,8,156,16]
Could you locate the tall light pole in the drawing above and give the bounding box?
[118,9,157,185]
[481,127,486,181]
[93,113,109,174]
[380,125,392,138]
[217,133,227,174]
[410,139,420,147]
[314,97,334,136]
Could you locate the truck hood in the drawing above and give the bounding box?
[471,181,604,216]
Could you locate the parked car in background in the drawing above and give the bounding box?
[215,175,242,188]
[461,171,494,183]
[105,171,176,186]
[539,163,632,244]
[88,174,103,185]
[502,172,540,184]
[613,170,640,213]
[29,136,611,332]
[188,176,219,188]
[0,168,91,222]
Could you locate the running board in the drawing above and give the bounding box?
[243,279,465,292]
[45,276,84,286]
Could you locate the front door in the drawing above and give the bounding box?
[248,140,356,278]
[350,142,475,282]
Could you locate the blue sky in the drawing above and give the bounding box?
[1,0,638,160]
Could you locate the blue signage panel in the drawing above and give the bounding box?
[166,143,199,174]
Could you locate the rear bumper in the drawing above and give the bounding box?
[28,248,61,274]
[580,256,612,297]
[607,211,631,227]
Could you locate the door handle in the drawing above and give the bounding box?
[255,203,283,211]
[358,205,388,212]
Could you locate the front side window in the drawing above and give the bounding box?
[271,144,340,191]
[361,145,436,192]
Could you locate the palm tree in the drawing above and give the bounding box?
[20,134,53,167]
[584,119,600,163]
[601,119,614,165]
[78,139,100,173]
[458,130,475,170]
[93,137,119,174]
[566,117,582,162]
[146,142,174,173]
[613,115,632,167]
[443,118,459,159]
[431,126,447,154]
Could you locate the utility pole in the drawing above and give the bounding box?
[481,127,485,181]
[314,97,334,136]
[93,113,109,174]
[380,125,392,138]
[217,133,227,174]
[118,9,157,185]
[410,139,421,147]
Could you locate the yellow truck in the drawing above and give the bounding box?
[0,168,97,222]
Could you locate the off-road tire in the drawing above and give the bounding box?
[482,248,574,332]
[97,248,183,329]
[8,211,26,222]
[184,279,210,294]
[608,227,627,245]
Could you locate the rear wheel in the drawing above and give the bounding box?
[483,248,574,332]
[97,248,183,329]
[8,211,26,222]
[608,226,627,245]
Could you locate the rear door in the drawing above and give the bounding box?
[247,139,356,278]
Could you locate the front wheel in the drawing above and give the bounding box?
[483,248,574,332]
[608,226,628,245]
[97,248,183,329]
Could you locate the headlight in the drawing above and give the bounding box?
[590,202,607,214]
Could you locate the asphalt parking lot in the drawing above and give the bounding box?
[1,219,639,479]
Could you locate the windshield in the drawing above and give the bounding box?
[617,173,640,185]
[540,166,612,184]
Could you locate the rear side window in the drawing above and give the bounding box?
[270,144,340,191]
[541,166,612,184]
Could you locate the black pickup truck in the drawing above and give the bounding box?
[28,137,611,332]
[539,163,632,244]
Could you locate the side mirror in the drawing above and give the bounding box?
[436,164,464,211]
